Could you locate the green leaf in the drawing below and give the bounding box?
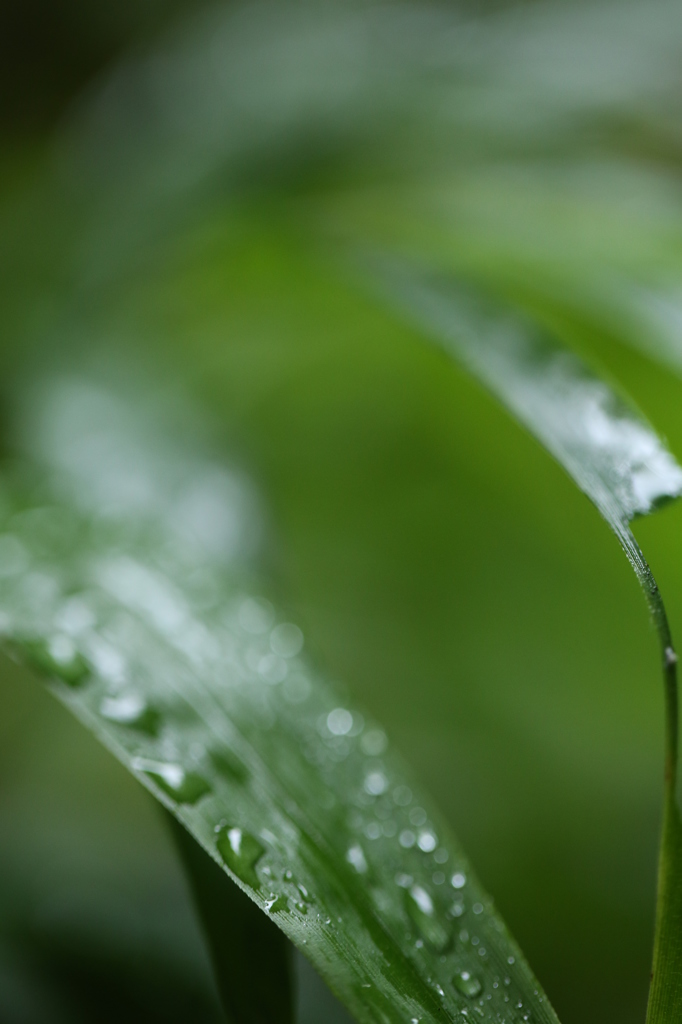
[0,370,559,1024]
[374,264,682,1022]
[169,813,294,1024]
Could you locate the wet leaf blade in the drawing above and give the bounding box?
[373,263,682,1021]
[0,371,560,1024]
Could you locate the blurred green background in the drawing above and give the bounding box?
[3,1,682,1022]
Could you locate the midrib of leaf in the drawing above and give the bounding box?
[0,372,558,1024]
[372,263,682,1021]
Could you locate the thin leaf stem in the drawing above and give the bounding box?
[631,543,682,1023]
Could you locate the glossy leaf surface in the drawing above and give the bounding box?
[0,372,558,1024]
[374,266,682,1022]
[5,0,682,1019]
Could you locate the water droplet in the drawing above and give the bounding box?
[216,826,265,888]
[433,871,445,885]
[361,729,388,755]
[409,807,427,827]
[270,623,304,658]
[399,827,413,851]
[364,771,388,795]
[257,653,287,684]
[507,956,515,965]
[265,894,288,913]
[136,759,211,804]
[55,597,96,634]
[365,821,381,840]
[399,829,416,848]
[100,693,159,735]
[451,872,466,889]
[210,748,249,784]
[393,785,412,806]
[405,886,450,952]
[327,708,353,735]
[347,844,368,873]
[472,903,483,915]
[453,971,482,998]
[418,830,437,852]
[22,634,89,687]
[298,883,312,902]
[434,848,448,864]
[84,634,126,684]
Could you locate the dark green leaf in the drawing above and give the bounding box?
[170,813,294,1024]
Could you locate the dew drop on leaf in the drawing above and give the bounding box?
[99,693,160,735]
[346,844,368,873]
[264,894,288,914]
[136,759,211,804]
[418,830,437,852]
[361,728,388,755]
[269,622,304,657]
[216,825,265,888]
[405,885,450,952]
[364,770,388,795]
[327,708,353,735]
[23,634,90,687]
[453,971,482,999]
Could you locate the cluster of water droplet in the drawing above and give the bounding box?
[0,376,552,1024]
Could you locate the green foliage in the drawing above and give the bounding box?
[4,1,682,1022]
[0,369,557,1022]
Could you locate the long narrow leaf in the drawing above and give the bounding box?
[0,370,559,1024]
[375,265,682,1021]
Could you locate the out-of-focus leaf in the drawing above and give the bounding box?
[0,370,559,1024]
[170,813,294,1024]
[374,265,682,1022]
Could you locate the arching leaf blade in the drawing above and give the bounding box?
[0,369,560,1024]
[373,262,682,1022]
